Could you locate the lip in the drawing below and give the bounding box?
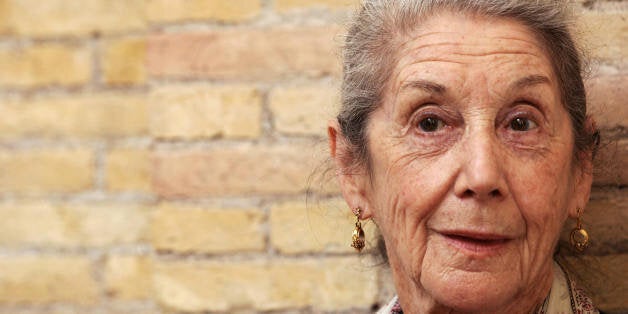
[436,230,513,256]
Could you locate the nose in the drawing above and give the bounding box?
[454,130,508,201]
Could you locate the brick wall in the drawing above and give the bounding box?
[0,1,625,313]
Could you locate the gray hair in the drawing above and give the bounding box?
[338,0,599,167]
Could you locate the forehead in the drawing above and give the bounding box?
[389,12,556,93]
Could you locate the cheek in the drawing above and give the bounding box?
[368,147,455,273]
[370,151,448,229]
[511,152,574,235]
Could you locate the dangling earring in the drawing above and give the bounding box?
[351,208,365,252]
[570,207,589,252]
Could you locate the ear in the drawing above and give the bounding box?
[328,120,373,219]
[569,161,592,218]
[568,116,596,218]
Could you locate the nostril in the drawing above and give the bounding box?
[461,188,502,199]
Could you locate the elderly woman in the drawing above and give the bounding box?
[328,0,602,313]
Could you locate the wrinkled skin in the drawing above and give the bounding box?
[329,12,593,314]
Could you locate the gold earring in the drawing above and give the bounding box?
[570,207,589,252]
[351,208,365,252]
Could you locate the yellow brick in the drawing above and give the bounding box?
[153,257,378,312]
[105,255,152,300]
[271,198,379,254]
[275,0,358,11]
[149,85,262,139]
[71,203,149,247]
[0,202,149,247]
[0,202,69,246]
[153,142,324,197]
[270,85,338,136]
[0,0,10,34]
[4,0,146,37]
[0,44,90,88]
[147,0,261,23]
[150,205,264,253]
[0,150,93,194]
[0,94,148,139]
[147,26,342,80]
[106,149,151,192]
[579,12,628,64]
[103,38,147,85]
[0,256,98,304]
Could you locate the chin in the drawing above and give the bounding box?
[421,268,520,313]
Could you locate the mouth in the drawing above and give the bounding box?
[438,230,513,255]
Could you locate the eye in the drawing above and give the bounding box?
[418,117,445,132]
[509,117,538,132]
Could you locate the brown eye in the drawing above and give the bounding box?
[510,117,537,131]
[418,117,444,132]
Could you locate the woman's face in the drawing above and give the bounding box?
[332,13,592,313]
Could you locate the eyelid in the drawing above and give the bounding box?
[513,99,547,117]
[411,103,457,120]
[504,103,544,124]
[514,95,547,111]
[410,105,447,124]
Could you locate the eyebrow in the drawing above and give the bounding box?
[400,79,447,95]
[400,74,550,95]
[510,74,551,91]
